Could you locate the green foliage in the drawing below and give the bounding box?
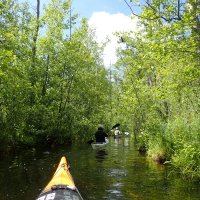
[116,0,200,178]
[0,0,111,146]
[168,116,200,178]
[1,0,199,180]
[172,142,200,178]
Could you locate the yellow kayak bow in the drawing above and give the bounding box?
[36,156,83,200]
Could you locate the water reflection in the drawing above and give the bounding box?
[0,137,200,200]
[95,149,108,162]
[113,138,122,146]
[113,137,130,148]
[123,137,129,147]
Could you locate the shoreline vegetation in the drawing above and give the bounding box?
[1,0,199,180]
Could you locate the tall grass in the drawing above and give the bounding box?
[138,114,200,178]
[169,116,200,178]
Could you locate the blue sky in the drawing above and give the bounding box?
[23,0,138,67]
[25,0,131,18]
[72,0,131,18]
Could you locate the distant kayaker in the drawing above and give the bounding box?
[114,127,121,138]
[95,124,108,143]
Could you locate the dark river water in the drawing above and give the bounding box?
[0,137,199,200]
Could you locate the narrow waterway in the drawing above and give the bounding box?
[0,137,199,200]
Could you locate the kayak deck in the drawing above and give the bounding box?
[36,156,83,200]
[37,188,82,200]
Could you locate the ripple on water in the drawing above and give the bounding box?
[111,182,123,187]
[108,168,127,177]
[105,189,124,200]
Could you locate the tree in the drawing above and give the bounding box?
[115,0,200,176]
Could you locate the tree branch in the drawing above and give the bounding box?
[145,0,182,22]
[124,0,165,21]
[124,0,182,22]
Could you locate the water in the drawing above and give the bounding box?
[0,137,199,200]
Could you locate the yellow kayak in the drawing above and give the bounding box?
[36,156,83,200]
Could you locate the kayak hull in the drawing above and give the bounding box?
[91,138,109,149]
[36,156,83,200]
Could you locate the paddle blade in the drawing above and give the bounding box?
[87,139,94,144]
[111,123,120,130]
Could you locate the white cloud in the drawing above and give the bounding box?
[88,12,138,68]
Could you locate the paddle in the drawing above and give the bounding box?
[108,123,120,132]
[87,123,120,144]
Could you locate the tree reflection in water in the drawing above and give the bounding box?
[95,149,108,162]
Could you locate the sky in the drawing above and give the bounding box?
[26,0,138,67]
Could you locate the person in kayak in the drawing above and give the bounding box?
[114,127,121,137]
[95,125,108,143]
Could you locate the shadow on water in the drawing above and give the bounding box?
[0,137,200,200]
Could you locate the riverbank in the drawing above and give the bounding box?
[137,116,200,180]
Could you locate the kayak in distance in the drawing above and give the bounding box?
[36,156,83,200]
[91,137,109,149]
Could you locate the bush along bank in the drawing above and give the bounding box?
[137,116,200,179]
